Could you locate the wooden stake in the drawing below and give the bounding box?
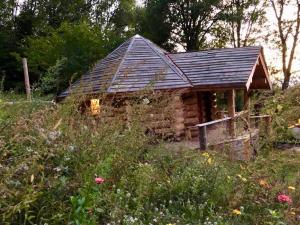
[22,58,31,101]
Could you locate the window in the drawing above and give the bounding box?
[90,99,100,115]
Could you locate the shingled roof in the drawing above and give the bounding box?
[58,34,271,98]
[59,35,192,97]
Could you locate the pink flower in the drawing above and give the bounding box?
[277,194,292,204]
[95,177,105,184]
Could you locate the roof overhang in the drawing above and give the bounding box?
[246,50,272,91]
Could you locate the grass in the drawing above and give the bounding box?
[0,91,300,225]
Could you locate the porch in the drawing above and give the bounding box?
[182,89,271,160]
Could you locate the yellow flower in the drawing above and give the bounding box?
[202,152,210,158]
[290,211,296,216]
[207,158,212,165]
[237,174,247,182]
[288,186,296,191]
[232,209,241,215]
[241,177,247,182]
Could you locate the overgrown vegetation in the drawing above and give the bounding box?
[1,89,300,225]
[259,85,300,142]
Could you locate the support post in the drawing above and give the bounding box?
[198,126,207,150]
[210,92,218,120]
[22,58,31,101]
[264,116,271,136]
[227,89,236,138]
[243,89,250,129]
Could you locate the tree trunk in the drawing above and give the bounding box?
[282,71,291,90]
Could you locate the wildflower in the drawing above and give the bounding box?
[288,186,296,191]
[30,174,34,183]
[202,152,210,158]
[232,209,241,215]
[95,177,105,184]
[143,98,150,105]
[290,211,296,216]
[259,179,268,187]
[277,194,292,204]
[207,158,212,165]
[237,174,247,182]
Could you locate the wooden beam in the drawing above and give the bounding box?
[227,89,236,137]
[22,58,31,101]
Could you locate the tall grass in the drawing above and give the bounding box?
[0,92,299,224]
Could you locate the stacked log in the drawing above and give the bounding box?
[182,93,200,140]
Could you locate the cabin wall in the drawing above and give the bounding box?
[87,91,211,141]
[182,92,201,139]
[93,95,180,139]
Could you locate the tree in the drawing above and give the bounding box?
[168,0,229,51]
[270,0,300,90]
[136,0,175,51]
[0,0,19,89]
[222,0,267,48]
[25,22,105,93]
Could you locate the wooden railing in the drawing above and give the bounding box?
[194,111,271,150]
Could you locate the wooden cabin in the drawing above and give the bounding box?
[58,34,272,157]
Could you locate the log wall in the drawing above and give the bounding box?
[88,91,208,141]
[182,92,201,140]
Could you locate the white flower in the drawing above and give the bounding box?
[143,98,150,105]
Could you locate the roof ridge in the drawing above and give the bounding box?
[164,53,193,86]
[107,36,136,92]
[170,46,262,55]
[141,36,192,87]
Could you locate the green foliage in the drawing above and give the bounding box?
[25,22,105,93]
[137,0,175,51]
[40,57,67,93]
[260,85,300,142]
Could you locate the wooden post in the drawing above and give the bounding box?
[227,89,236,138]
[198,126,207,150]
[264,116,271,136]
[210,92,218,120]
[243,89,250,129]
[22,58,31,101]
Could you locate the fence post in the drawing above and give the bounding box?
[22,58,31,101]
[264,116,271,135]
[198,126,207,150]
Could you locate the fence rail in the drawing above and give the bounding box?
[194,111,271,150]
